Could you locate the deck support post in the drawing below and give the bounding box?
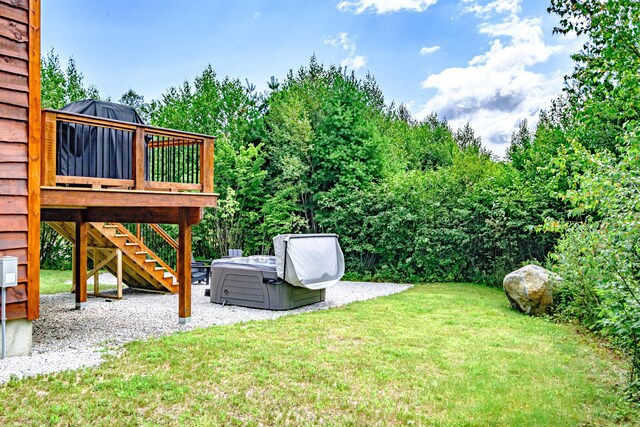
[93,247,100,296]
[74,220,88,309]
[178,208,192,324]
[116,249,123,299]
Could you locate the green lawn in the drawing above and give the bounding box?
[40,269,116,295]
[39,269,73,295]
[1,283,637,425]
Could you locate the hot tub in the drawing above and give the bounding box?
[209,235,344,310]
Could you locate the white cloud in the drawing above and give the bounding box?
[462,0,521,17]
[325,32,368,71]
[324,32,356,54]
[337,0,437,14]
[419,45,441,55]
[341,55,368,71]
[415,12,566,157]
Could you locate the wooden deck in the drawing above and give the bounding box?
[1,0,217,324]
[0,0,217,321]
[40,109,217,322]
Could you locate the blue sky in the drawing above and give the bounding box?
[42,0,578,156]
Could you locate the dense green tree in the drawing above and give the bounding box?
[41,49,100,109]
[36,51,561,290]
[150,65,267,258]
[506,120,532,169]
[544,0,640,396]
[455,122,486,157]
[549,0,640,152]
[399,114,457,170]
[119,89,150,122]
[549,139,640,396]
[264,59,389,234]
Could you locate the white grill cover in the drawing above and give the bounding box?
[273,234,345,290]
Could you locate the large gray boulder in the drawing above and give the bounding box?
[503,265,559,315]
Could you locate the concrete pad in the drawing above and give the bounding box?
[4,319,32,358]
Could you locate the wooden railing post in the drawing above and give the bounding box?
[41,111,57,186]
[132,126,145,190]
[201,137,214,193]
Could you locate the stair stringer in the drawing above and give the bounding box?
[46,221,179,293]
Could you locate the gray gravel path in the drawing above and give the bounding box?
[0,281,410,384]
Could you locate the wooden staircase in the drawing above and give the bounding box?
[47,221,178,293]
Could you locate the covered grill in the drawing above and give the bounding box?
[56,99,146,180]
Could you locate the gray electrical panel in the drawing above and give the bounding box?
[0,256,18,288]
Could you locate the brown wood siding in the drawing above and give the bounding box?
[5,283,26,304]
[0,231,27,249]
[0,161,28,177]
[0,214,27,230]
[0,141,27,162]
[6,301,26,318]
[0,178,28,195]
[0,3,28,24]
[0,0,38,321]
[0,101,27,120]
[0,1,29,11]
[0,194,28,212]
[0,70,28,91]
[0,55,27,75]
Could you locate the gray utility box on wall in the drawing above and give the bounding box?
[0,256,18,289]
[210,257,325,310]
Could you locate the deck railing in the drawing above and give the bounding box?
[124,223,179,269]
[41,109,214,193]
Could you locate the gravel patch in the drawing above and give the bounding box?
[0,281,410,384]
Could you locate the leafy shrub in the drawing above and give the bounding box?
[549,137,640,397]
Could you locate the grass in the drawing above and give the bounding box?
[1,283,638,425]
[40,269,116,295]
[40,269,73,295]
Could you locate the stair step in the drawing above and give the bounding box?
[49,221,177,294]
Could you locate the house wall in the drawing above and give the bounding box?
[0,0,40,321]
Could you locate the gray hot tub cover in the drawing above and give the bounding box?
[273,234,345,290]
